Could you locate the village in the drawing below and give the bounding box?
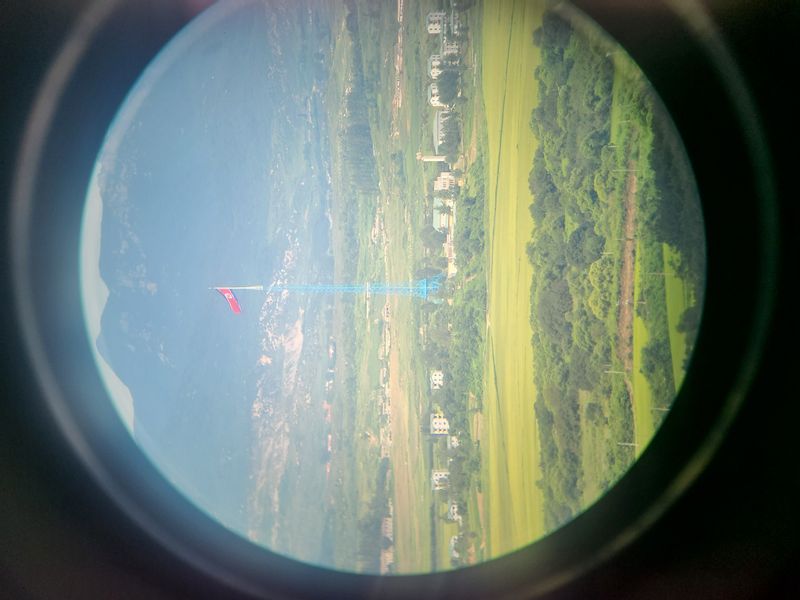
[371,3,476,574]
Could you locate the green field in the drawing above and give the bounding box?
[319,0,703,573]
[480,0,546,558]
[632,241,655,454]
[663,243,691,388]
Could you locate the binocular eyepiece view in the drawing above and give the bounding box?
[1,1,792,598]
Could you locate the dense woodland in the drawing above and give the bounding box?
[527,12,704,530]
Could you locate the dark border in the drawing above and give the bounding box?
[5,1,779,598]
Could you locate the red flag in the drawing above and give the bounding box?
[216,288,242,314]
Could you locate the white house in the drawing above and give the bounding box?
[442,36,460,56]
[433,110,451,154]
[430,369,445,390]
[447,500,461,522]
[432,469,450,490]
[449,535,460,559]
[380,547,395,574]
[433,170,457,192]
[426,11,447,34]
[430,413,450,435]
[428,82,447,108]
[381,516,394,540]
[428,54,443,79]
[450,11,464,36]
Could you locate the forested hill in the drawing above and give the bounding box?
[526,10,705,531]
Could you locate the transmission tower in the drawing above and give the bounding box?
[213,275,443,300]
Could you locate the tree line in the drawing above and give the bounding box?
[526,11,706,530]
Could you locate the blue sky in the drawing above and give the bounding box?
[79,0,294,536]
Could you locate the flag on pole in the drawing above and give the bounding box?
[216,288,242,314]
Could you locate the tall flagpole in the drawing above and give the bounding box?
[209,285,265,291]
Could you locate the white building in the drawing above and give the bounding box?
[442,36,460,56]
[430,369,445,390]
[433,110,452,154]
[426,11,447,34]
[381,516,394,540]
[428,54,443,79]
[416,151,448,163]
[447,435,460,449]
[430,413,450,435]
[380,547,395,574]
[449,535,460,560]
[428,82,447,108]
[432,469,450,491]
[447,500,462,522]
[433,170,457,192]
[451,11,463,36]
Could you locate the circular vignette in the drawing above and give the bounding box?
[8,1,777,598]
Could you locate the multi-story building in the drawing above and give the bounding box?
[426,11,447,34]
[431,469,450,490]
[430,413,450,435]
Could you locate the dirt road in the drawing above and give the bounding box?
[616,164,638,400]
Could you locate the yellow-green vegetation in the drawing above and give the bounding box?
[436,515,461,568]
[480,0,546,557]
[321,0,705,573]
[578,391,608,504]
[663,243,692,388]
[523,4,704,531]
[632,241,655,455]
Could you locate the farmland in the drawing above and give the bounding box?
[479,0,546,556]
[315,0,704,574]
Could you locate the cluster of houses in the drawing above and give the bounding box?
[372,4,476,572]
[430,370,468,563]
[426,10,462,107]
[421,11,470,279]
[377,302,394,460]
[379,500,395,574]
[426,11,463,85]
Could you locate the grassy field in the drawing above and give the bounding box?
[479,0,546,558]
[579,390,608,504]
[632,241,655,455]
[663,243,691,389]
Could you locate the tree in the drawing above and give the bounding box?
[429,324,451,346]
[677,303,702,335]
[436,70,461,104]
[420,224,446,250]
[537,279,573,342]
[415,266,443,279]
[566,223,604,268]
[452,0,476,10]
